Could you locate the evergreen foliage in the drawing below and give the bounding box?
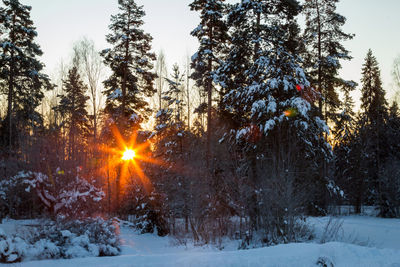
[101,0,156,135]
[302,0,356,123]
[0,0,52,150]
[54,66,90,161]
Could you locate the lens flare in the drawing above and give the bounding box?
[122,149,135,161]
[284,107,298,118]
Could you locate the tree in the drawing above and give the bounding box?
[359,49,389,216]
[155,50,167,111]
[190,0,228,162]
[0,0,52,151]
[54,66,90,162]
[360,50,388,125]
[73,38,104,141]
[392,55,400,102]
[101,0,156,136]
[216,0,331,238]
[303,0,355,124]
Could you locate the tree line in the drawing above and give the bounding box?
[0,0,399,245]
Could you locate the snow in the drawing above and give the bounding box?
[309,216,400,250]
[315,116,330,134]
[108,89,122,99]
[3,215,398,266]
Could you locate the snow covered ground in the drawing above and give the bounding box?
[4,216,400,267]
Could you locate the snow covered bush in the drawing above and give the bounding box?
[10,217,121,260]
[24,170,105,218]
[28,218,121,258]
[0,228,27,263]
[0,171,39,218]
[120,184,169,236]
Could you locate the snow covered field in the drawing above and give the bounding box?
[4,216,400,267]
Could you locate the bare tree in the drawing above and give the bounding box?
[73,37,104,141]
[155,50,167,110]
[392,55,400,102]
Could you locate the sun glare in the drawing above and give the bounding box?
[122,149,136,161]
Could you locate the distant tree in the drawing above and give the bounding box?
[0,0,52,151]
[101,0,156,137]
[360,50,388,125]
[392,55,400,102]
[54,66,90,162]
[155,50,167,111]
[359,49,390,216]
[73,38,104,142]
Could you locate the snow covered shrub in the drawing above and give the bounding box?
[120,184,169,236]
[26,218,120,259]
[0,171,39,218]
[24,170,105,218]
[59,218,121,256]
[30,238,60,260]
[0,228,27,263]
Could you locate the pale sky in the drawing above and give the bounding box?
[22,0,400,104]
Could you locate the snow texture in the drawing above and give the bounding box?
[4,215,399,266]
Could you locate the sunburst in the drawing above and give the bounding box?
[99,124,163,196]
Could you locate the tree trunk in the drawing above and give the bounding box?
[206,25,213,165]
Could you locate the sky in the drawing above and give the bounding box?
[22,0,400,104]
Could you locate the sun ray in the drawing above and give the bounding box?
[127,130,138,149]
[134,155,163,166]
[131,159,152,192]
[99,125,164,199]
[111,125,127,149]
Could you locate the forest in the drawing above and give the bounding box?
[0,0,399,264]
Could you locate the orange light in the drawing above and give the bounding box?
[122,149,136,161]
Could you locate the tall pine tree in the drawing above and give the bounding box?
[190,0,228,162]
[101,0,156,136]
[303,0,355,124]
[0,0,51,151]
[359,49,389,216]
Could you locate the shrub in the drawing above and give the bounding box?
[0,217,120,262]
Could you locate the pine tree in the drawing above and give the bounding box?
[303,0,355,124]
[190,0,228,162]
[154,63,186,158]
[333,85,358,209]
[333,82,356,146]
[101,0,156,136]
[54,66,90,161]
[360,49,388,124]
[0,0,52,151]
[359,49,389,216]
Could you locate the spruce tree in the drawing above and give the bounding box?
[360,49,388,124]
[303,0,355,124]
[0,0,52,150]
[101,0,156,136]
[216,0,332,235]
[54,66,90,161]
[359,49,389,216]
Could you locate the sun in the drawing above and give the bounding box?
[98,124,164,194]
[122,148,136,161]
